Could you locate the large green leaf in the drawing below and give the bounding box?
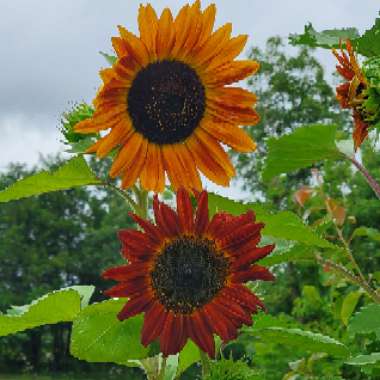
[349,304,380,338]
[260,244,315,266]
[208,193,334,249]
[0,157,101,203]
[252,327,349,358]
[289,23,359,49]
[263,124,341,181]
[70,299,149,364]
[0,288,87,336]
[289,15,380,58]
[346,353,380,366]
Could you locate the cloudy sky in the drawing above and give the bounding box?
[0,0,378,196]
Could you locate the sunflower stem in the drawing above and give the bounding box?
[157,356,167,380]
[345,154,380,200]
[104,182,140,212]
[199,349,211,378]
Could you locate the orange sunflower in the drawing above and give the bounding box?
[75,1,259,192]
[103,188,274,357]
[333,40,369,150]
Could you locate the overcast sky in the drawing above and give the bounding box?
[0,0,378,197]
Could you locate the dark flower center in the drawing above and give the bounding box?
[151,236,229,314]
[127,60,206,145]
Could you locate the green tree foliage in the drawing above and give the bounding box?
[235,36,348,202]
[0,156,141,377]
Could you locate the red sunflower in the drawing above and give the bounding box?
[103,189,275,357]
[333,40,369,150]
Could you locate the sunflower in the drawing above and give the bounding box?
[103,188,274,357]
[75,1,259,192]
[333,40,369,150]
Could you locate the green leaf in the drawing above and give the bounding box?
[349,304,380,338]
[346,352,380,366]
[341,291,362,326]
[67,285,95,309]
[352,227,380,242]
[357,15,380,57]
[289,15,380,58]
[70,299,149,365]
[252,327,349,358]
[289,23,359,49]
[0,288,83,336]
[0,157,102,203]
[263,124,341,181]
[178,341,200,376]
[208,193,334,249]
[100,51,117,65]
[260,244,315,266]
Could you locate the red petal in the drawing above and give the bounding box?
[176,188,194,233]
[214,296,252,326]
[117,295,152,321]
[104,278,148,298]
[160,311,176,356]
[128,212,163,243]
[218,223,264,251]
[102,263,148,281]
[232,265,275,283]
[194,191,209,234]
[224,285,265,312]
[188,312,215,358]
[232,244,275,270]
[153,195,179,237]
[203,303,238,342]
[141,303,167,346]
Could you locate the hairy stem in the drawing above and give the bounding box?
[346,154,380,200]
[316,255,380,304]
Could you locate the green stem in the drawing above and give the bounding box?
[199,349,211,378]
[157,356,167,380]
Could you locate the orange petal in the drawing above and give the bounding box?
[207,34,248,71]
[208,87,257,107]
[193,23,232,66]
[197,3,216,48]
[207,100,260,126]
[157,8,175,59]
[110,132,143,177]
[162,145,188,190]
[120,138,148,189]
[202,120,256,152]
[138,4,158,59]
[195,128,235,177]
[118,26,150,67]
[205,60,259,86]
[97,120,133,158]
[178,2,203,60]
[174,144,203,192]
[186,134,232,186]
[171,5,191,57]
[112,37,128,57]
[140,143,165,192]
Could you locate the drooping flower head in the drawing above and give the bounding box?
[333,40,369,150]
[75,1,259,192]
[103,189,274,357]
